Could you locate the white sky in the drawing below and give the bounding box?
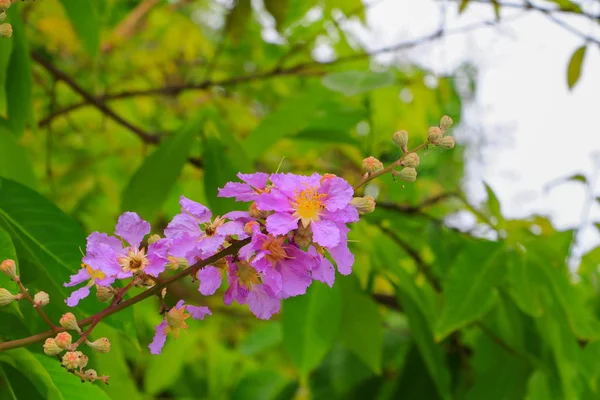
[356,0,600,255]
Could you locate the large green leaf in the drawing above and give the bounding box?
[5,5,32,134]
[435,241,504,341]
[338,276,382,374]
[282,282,342,379]
[240,321,282,356]
[484,182,504,229]
[0,31,12,111]
[0,129,36,189]
[224,0,252,43]
[121,115,202,220]
[0,349,111,400]
[232,370,291,400]
[322,71,396,96]
[567,45,586,89]
[243,86,331,160]
[57,0,102,57]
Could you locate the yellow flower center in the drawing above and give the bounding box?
[118,248,149,274]
[84,263,106,281]
[292,186,327,228]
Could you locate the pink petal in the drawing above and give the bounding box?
[265,213,298,236]
[187,305,212,320]
[180,196,212,223]
[321,177,354,211]
[115,212,151,249]
[64,268,90,287]
[65,286,91,307]
[247,285,281,320]
[149,320,168,355]
[197,266,223,295]
[238,172,269,189]
[255,190,294,212]
[311,220,340,248]
[218,182,257,201]
[165,214,202,238]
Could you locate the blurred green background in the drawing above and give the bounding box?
[1,0,600,399]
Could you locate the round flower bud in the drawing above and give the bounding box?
[440,115,453,131]
[393,167,417,183]
[0,23,12,38]
[362,156,384,173]
[401,153,420,168]
[439,136,456,149]
[0,0,10,10]
[350,196,376,214]
[86,337,111,353]
[43,338,63,356]
[0,288,20,306]
[59,312,82,334]
[427,127,443,144]
[61,351,81,370]
[84,369,98,382]
[54,332,72,350]
[392,130,409,152]
[147,234,161,245]
[95,285,114,303]
[0,12,6,23]
[293,224,313,248]
[33,291,50,307]
[0,259,17,280]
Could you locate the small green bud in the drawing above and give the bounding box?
[392,130,409,152]
[350,196,376,214]
[33,291,50,307]
[362,156,384,173]
[87,337,111,353]
[439,136,456,149]
[0,288,20,306]
[440,115,453,131]
[0,259,17,280]
[43,338,63,356]
[401,153,420,168]
[95,285,114,303]
[393,167,417,183]
[427,127,443,144]
[0,23,12,38]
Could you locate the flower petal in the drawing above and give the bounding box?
[187,305,212,320]
[309,248,336,288]
[65,286,91,307]
[180,196,212,222]
[164,214,202,239]
[145,238,170,277]
[247,285,281,320]
[115,212,151,248]
[311,220,340,248]
[86,232,122,253]
[64,268,90,287]
[260,268,283,295]
[197,266,223,296]
[217,220,245,237]
[149,320,168,355]
[255,190,294,213]
[329,225,354,275]
[238,172,269,189]
[197,235,225,256]
[169,232,201,264]
[321,177,354,211]
[265,212,298,236]
[218,182,256,201]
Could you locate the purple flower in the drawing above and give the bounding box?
[255,174,357,248]
[64,213,168,306]
[149,300,211,355]
[218,172,270,201]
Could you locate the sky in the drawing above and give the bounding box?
[355,0,600,257]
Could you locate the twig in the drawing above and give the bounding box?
[14,279,58,331]
[378,192,459,214]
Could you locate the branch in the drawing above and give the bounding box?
[377,192,459,214]
[0,238,250,353]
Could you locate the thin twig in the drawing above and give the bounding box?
[15,279,58,331]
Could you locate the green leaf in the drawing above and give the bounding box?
[57,0,102,57]
[232,370,290,400]
[338,276,383,374]
[240,322,283,356]
[525,370,562,400]
[547,0,583,13]
[121,116,201,220]
[225,0,252,43]
[0,349,111,400]
[264,0,289,32]
[0,30,12,111]
[491,0,501,19]
[5,5,32,134]
[0,130,37,189]
[459,0,471,13]
[484,182,503,228]
[323,0,365,20]
[567,45,586,89]
[282,282,342,379]
[505,250,544,318]
[435,241,504,341]
[322,71,396,96]
[0,229,17,291]
[243,86,330,160]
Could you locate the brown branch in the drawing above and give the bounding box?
[0,238,250,352]
[101,0,159,54]
[15,279,58,331]
[377,192,459,214]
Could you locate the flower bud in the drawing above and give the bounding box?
[440,115,453,131]
[401,153,420,168]
[249,202,268,219]
[393,167,417,182]
[392,130,409,152]
[78,353,89,369]
[427,127,443,144]
[33,291,50,307]
[0,12,6,22]
[147,234,161,245]
[43,338,63,356]
[0,0,10,11]
[86,337,111,353]
[166,307,190,333]
[320,173,336,184]
[350,196,376,214]
[61,351,81,370]
[0,259,17,280]
[439,136,455,149]
[0,288,20,306]
[362,156,384,173]
[54,332,72,350]
[84,369,98,382]
[293,224,313,248]
[95,285,114,303]
[0,23,12,38]
[59,313,82,334]
[244,220,259,235]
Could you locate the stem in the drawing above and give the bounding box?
[353,142,429,192]
[0,238,250,353]
[15,279,58,331]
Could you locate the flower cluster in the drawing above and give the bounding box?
[64,172,366,354]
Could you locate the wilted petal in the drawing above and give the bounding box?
[265,212,298,236]
[180,196,212,222]
[115,212,151,248]
[197,266,223,296]
[149,320,168,355]
[65,286,91,307]
[247,285,281,320]
[311,220,340,248]
[187,305,212,320]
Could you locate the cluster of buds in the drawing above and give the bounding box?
[0,0,11,38]
[427,115,455,149]
[0,260,21,306]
